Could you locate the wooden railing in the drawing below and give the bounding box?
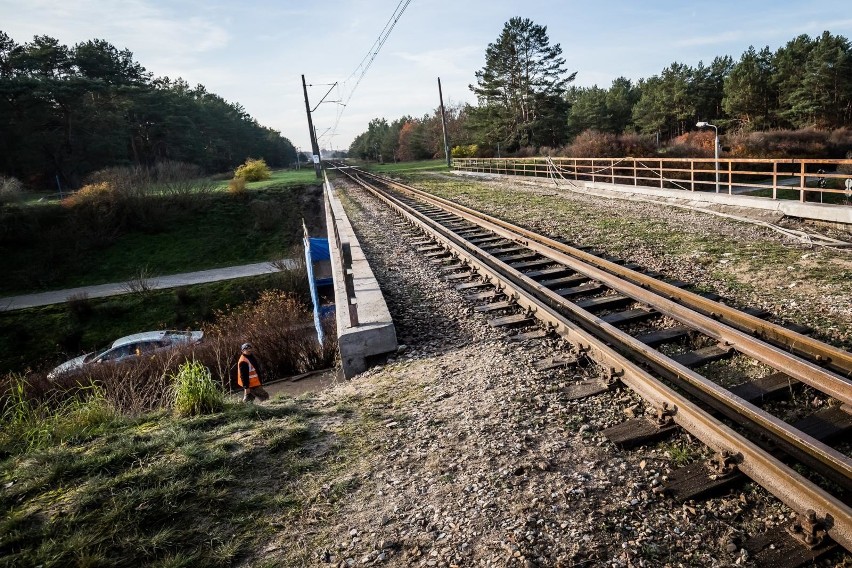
[452,157,852,204]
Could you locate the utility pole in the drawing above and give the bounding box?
[301,74,322,179]
[437,77,451,168]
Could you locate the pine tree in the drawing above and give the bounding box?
[469,17,575,151]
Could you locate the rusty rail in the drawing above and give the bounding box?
[337,165,852,554]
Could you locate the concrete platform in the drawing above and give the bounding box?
[324,173,397,378]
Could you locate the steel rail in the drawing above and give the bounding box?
[338,168,852,553]
[356,171,852,404]
[363,170,852,378]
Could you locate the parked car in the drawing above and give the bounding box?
[48,330,203,379]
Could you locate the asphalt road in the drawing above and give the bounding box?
[0,259,297,312]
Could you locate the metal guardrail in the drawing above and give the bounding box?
[326,188,359,328]
[453,157,852,204]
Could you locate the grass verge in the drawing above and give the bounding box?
[0,181,323,296]
[0,399,342,567]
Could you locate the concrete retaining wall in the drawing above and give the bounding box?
[324,173,397,378]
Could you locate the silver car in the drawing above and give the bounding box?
[48,330,203,379]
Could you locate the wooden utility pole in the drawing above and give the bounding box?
[301,74,322,179]
[438,77,451,168]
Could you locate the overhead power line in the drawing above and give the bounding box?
[316,0,414,145]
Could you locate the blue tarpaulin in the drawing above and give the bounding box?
[304,236,333,344]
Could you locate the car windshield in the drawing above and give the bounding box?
[82,346,112,363]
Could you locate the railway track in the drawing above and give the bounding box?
[330,163,852,566]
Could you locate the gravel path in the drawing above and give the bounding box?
[286,179,849,567]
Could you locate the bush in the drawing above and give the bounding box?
[725,128,852,159]
[451,144,478,158]
[171,360,224,416]
[228,176,247,194]
[234,158,271,182]
[0,291,336,418]
[561,130,622,158]
[0,176,23,205]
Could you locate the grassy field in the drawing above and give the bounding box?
[211,168,322,191]
[360,159,449,174]
[0,271,308,375]
[0,398,361,567]
[0,176,323,296]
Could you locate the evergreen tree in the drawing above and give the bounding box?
[469,17,575,150]
[723,46,777,130]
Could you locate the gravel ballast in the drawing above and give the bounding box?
[274,176,851,567]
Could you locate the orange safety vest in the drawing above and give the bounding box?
[237,354,261,388]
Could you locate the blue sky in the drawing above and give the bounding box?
[2,0,852,151]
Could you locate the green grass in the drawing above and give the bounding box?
[0,401,339,567]
[742,185,852,205]
[360,159,449,174]
[171,360,225,417]
[0,181,322,296]
[212,168,322,191]
[0,272,306,374]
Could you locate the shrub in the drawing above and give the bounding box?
[171,360,224,416]
[228,176,247,195]
[0,176,23,205]
[561,130,622,158]
[451,144,478,158]
[0,291,335,419]
[234,158,271,182]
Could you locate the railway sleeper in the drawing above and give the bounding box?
[634,325,693,347]
[488,313,536,329]
[498,252,539,263]
[455,280,493,292]
[791,405,852,443]
[526,267,575,280]
[509,329,549,342]
[554,282,603,299]
[537,274,588,288]
[671,343,735,368]
[742,522,837,568]
[601,416,678,449]
[729,372,798,404]
[465,290,503,302]
[423,250,449,259]
[600,307,657,326]
[660,457,744,503]
[534,354,578,371]
[575,294,632,311]
[474,300,514,313]
[509,258,556,270]
[564,379,612,400]
[440,263,466,272]
[444,272,474,282]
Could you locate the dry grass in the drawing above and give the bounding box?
[0,291,337,416]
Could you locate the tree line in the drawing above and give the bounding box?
[349,19,852,159]
[0,32,296,189]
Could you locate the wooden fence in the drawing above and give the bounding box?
[452,157,852,204]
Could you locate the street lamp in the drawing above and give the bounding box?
[696,121,719,193]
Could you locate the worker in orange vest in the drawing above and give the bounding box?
[237,342,269,402]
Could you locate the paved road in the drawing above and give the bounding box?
[0,259,297,312]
